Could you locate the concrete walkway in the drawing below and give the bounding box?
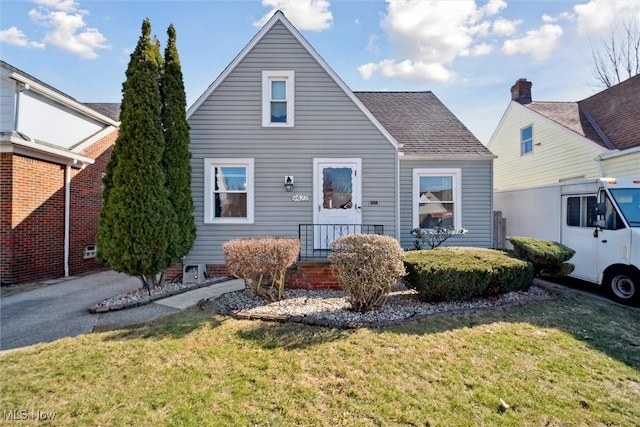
[0,271,244,352]
[155,279,245,310]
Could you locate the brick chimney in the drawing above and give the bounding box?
[511,78,532,104]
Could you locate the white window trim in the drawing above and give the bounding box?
[204,158,255,224]
[262,70,295,127]
[520,124,533,156]
[412,168,462,231]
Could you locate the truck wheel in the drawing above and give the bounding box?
[605,267,639,306]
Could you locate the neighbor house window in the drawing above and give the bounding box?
[521,125,533,155]
[413,168,462,230]
[262,70,294,127]
[204,158,254,224]
[566,196,597,227]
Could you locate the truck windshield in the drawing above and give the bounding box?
[609,189,640,227]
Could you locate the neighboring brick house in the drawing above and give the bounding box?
[0,61,120,285]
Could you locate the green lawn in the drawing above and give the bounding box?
[1,290,639,426]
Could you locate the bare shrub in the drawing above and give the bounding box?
[223,237,300,301]
[329,234,406,312]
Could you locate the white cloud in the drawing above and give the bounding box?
[376,58,455,83]
[28,3,109,59]
[573,0,640,35]
[472,43,494,56]
[366,34,380,54]
[358,63,378,80]
[33,0,80,13]
[359,0,500,83]
[482,0,507,16]
[0,27,44,48]
[254,0,333,31]
[492,18,520,36]
[502,24,563,61]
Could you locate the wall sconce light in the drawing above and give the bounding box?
[284,176,294,192]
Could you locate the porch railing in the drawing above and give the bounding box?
[298,224,384,261]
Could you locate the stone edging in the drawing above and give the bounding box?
[88,277,233,314]
[229,286,560,329]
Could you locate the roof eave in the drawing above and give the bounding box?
[10,72,119,127]
[400,153,496,161]
[0,133,95,167]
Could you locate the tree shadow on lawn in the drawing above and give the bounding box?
[235,321,354,351]
[381,291,640,370]
[100,302,225,341]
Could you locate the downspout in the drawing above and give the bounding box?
[595,155,605,177]
[395,151,401,242]
[64,165,71,277]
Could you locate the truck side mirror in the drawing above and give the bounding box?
[595,202,607,216]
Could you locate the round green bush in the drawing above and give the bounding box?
[403,247,534,303]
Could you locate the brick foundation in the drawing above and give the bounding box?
[180,261,341,290]
[286,261,341,290]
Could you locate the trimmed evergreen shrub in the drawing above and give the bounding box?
[223,237,300,302]
[508,236,575,278]
[404,247,534,303]
[329,234,406,312]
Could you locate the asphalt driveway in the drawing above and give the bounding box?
[0,270,180,351]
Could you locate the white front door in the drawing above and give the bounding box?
[313,158,362,249]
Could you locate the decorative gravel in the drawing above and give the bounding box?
[217,283,555,328]
[88,276,228,313]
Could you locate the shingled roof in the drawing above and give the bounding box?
[522,74,640,151]
[354,91,494,158]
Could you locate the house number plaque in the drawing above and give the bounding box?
[291,194,310,202]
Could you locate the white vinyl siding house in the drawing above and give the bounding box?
[490,76,640,192]
[489,102,604,191]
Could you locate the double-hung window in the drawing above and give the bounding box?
[521,125,533,155]
[413,168,462,230]
[204,158,254,224]
[262,70,294,127]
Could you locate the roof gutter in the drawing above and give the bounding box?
[400,153,497,161]
[596,145,640,160]
[0,132,95,167]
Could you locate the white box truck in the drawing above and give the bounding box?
[495,178,640,305]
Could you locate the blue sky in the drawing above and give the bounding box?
[2,0,639,144]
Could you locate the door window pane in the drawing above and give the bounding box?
[567,196,597,227]
[323,167,353,209]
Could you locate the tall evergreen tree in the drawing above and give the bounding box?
[161,24,196,264]
[97,19,177,289]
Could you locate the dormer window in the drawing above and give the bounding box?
[262,70,294,127]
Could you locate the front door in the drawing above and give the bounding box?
[313,158,362,249]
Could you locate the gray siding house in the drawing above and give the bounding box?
[185,11,494,269]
